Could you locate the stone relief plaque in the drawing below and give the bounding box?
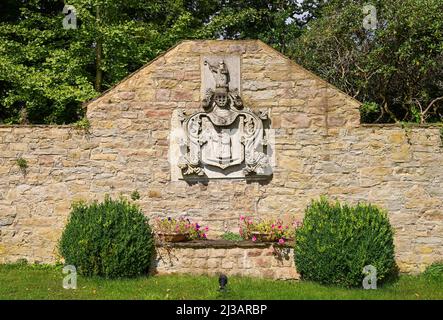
[169,55,273,181]
[201,55,241,96]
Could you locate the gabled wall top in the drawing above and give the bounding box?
[86,40,361,130]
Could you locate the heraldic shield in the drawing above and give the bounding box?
[174,56,273,180]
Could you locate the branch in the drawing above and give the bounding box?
[383,103,399,123]
[413,96,443,124]
[423,96,443,117]
[375,105,385,123]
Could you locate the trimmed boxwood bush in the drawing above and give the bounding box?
[294,197,397,287]
[423,261,443,280]
[59,197,154,278]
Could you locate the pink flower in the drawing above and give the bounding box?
[252,236,257,242]
[271,224,275,229]
[278,225,282,230]
[278,238,285,245]
[240,215,245,221]
[205,226,209,232]
[202,233,207,239]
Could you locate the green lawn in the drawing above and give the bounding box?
[0,263,442,300]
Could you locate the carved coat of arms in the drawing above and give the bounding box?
[175,57,272,179]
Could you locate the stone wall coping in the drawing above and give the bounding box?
[1,123,441,129]
[0,124,74,128]
[155,239,294,249]
[360,123,443,129]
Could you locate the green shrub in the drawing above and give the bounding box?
[294,197,397,287]
[59,197,154,278]
[423,261,443,280]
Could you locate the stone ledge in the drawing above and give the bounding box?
[0,124,74,128]
[155,239,294,249]
[360,123,443,129]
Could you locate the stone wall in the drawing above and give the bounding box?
[1,40,442,274]
[0,126,91,261]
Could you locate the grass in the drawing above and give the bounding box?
[0,263,442,300]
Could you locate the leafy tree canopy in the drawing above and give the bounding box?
[290,0,443,123]
[0,0,320,124]
[1,0,441,125]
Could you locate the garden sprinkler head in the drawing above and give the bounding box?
[218,274,228,292]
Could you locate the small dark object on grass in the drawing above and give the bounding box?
[218,274,228,292]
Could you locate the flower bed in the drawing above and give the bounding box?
[153,217,209,242]
[239,215,301,245]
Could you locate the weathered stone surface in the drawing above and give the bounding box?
[152,243,298,280]
[171,55,272,180]
[0,40,442,274]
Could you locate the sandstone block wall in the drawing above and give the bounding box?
[153,242,298,280]
[1,40,442,273]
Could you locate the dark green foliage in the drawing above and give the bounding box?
[2,1,441,125]
[16,157,28,170]
[290,0,443,124]
[360,102,382,124]
[423,261,443,280]
[16,157,28,176]
[294,197,397,287]
[195,0,322,54]
[0,0,322,124]
[73,118,91,133]
[130,190,141,201]
[59,197,154,278]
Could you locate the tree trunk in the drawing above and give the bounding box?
[95,5,103,92]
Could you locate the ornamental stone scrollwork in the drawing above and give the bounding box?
[172,56,273,180]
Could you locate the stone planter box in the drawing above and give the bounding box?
[151,240,299,280]
[251,232,275,242]
[157,233,190,242]
[249,233,294,243]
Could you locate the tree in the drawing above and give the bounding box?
[290,0,443,123]
[0,0,326,124]
[0,0,96,124]
[0,0,201,123]
[196,0,328,54]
